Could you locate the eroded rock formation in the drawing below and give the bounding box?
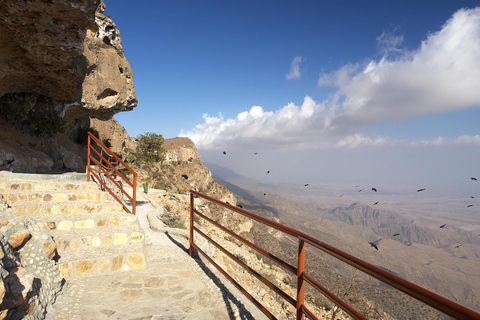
[0,0,137,173]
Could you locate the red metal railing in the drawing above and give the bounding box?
[86,132,137,215]
[189,190,480,320]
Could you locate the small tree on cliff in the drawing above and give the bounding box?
[135,132,165,164]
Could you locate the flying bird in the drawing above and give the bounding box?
[237,204,243,209]
[339,194,343,198]
[267,171,270,174]
[392,233,400,237]
[304,184,309,187]
[354,185,360,188]
[372,188,377,192]
[454,244,462,249]
[369,238,382,250]
[352,202,357,206]
[471,196,476,199]
[471,177,477,181]
[181,174,188,180]
[223,151,226,155]
[263,193,267,196]
[467,205,474,208]
[358,189,363,192]
[440,224,446,228]
[373,202,379,206]
[254,153,258,155]
[417,188,426,192]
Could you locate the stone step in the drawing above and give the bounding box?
[57,243,146,280]
[2,189,113,203]
[8,201,125,216]
[50,224,144,256]
[43,212,138,231]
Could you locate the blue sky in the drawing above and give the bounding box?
[107,0,480,192]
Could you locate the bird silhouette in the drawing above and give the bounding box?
[471,177,477,181]
[181,174,188,180]
[223,151,226,155]
[369,238,382,250]
[440,224,446,228]
[467,205,474,208]
[267,171,270,174]
[263,193,267,196]
[358,189,363,192]
[352,202,357,206]
[454,244,462,249]
[304,184,309,187]
[372,188,377,192]
[417,188,426,192]
[471,196,476,199]
[373,202,379,205]
[339,194,343,198]
[254,153,258,155]
[392,233,400,237]
[237,204,243,209]
[354,185,360,188]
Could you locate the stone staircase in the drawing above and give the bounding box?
[0,172,146,280]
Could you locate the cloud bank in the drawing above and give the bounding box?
[285,56,305,80]
[180,8,480,150]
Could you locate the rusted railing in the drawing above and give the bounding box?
[189,190,480,320]
[86,132,137,215]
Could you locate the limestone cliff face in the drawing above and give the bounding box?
[0,0,137,173]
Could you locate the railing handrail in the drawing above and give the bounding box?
[189,190,480,320]
[86,132,137,215]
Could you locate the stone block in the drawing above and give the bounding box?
[10,184,19,190]
[102,235,113,245]
[119,289,141,298]
[75,260,96,277]
[83,204,95,213]
[0,182,7,190]
[111,255,123,271]
[8,194,16,202]
[8,229,31,248]
[54,193,66,201]
[21,183,32,190]
[18,194,27,201]
[57,220,73,231]
[126,253,145,269]
[114,233,128,245]
[51,205,60,214]
[92,237,101,247]
[102,193,109,200]
[43,194,52,201]
[15,206,25,215]
[130,232,144,242]
[65,184,79,190]
[34,185,46,191]
[69,194,77,201]
[26,206,34,215]
[96,219,107,227]
[98,258,109,273]
[72,206,82,214]
[71,239,80,249]
[46,221,56,230]
[59,263,73,278]
[61,205,70,214]
[122,216,137,225]
[78,193,87,200]
[110,217,119,225]
[81,237,92,246]
[74,219,95,229]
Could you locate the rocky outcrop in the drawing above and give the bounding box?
[0,199,64,319]
[0,0,137,173]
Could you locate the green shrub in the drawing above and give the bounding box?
[135,132,165,163]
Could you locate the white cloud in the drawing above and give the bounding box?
[376,29,404,56]
[181,8,480,150]
[285,56,305,80]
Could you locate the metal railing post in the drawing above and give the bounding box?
[189,192,194,257]
[132,173,137,215]
[87,134,91,181]
[297,239,305,320]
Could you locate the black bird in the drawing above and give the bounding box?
[237,204,243,209]
[417,188,426,192]
[267,171,270,173]
[392,233,400,237]
[254,153,258,155]
[223,151,226,155]
[440,224,447,228]
[373,201,379,205]
[467,204,474,208]
[454,244,462,249]
[354,185,360,188]
[304,184,309,187]
[471,196,476,199]
[369,238,382,250]
[263,193,267,196]
[471,177,478,181]
[358,189,363,192]
[181,174,188,180]
[339,194,343,198]
[372,188,377,192]
[352,202,357,206]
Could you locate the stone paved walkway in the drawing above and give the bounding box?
[45,189,267,320]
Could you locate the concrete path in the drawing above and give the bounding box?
[46,189,267,320]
